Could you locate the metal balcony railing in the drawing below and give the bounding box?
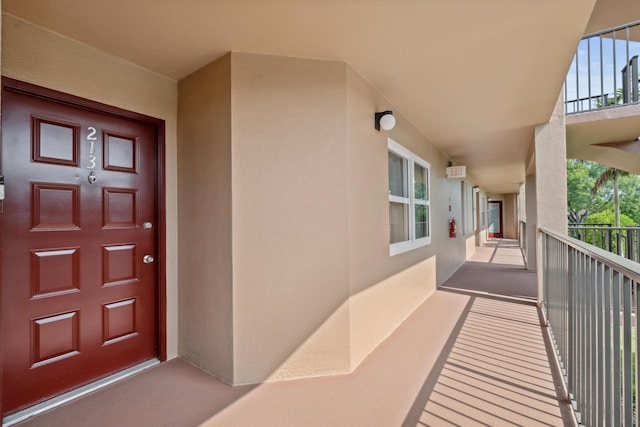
[569,224,640,263]
[541,228,640,426]
[565,20,640,114]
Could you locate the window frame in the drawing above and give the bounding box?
[388,138,431,256]
[462,181,473,235]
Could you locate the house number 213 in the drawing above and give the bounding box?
[87,126,97,169]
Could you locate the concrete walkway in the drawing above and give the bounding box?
[12,240,573,427]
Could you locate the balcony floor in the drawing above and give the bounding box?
[11,239,574,427]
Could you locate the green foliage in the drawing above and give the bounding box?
[592,88,623,108]
[567,159,640,225]
[567,160,607,224]
[618,173,640,224]
[581,211,636,252]
[585,210,635,226]
[415,183,427,200]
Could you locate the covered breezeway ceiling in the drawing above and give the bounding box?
[3,0,597,194]
[566,105,640,174]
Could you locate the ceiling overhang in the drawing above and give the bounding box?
[3,0,598,194]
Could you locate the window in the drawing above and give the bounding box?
[388,139,431,255]
[462,181,473,235]
[473,188,478,232]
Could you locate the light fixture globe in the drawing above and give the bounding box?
[375,110,396,131]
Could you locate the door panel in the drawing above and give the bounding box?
[488,201,503,238]
[1,86,158,415]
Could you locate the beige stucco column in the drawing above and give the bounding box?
[525,174,536,271]
[532,93,568,302]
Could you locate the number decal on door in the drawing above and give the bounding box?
[87,126,97,169]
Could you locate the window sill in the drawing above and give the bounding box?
[390,237,430,256]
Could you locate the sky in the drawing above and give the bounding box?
[565,28,640,113]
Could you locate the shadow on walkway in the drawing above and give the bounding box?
[404,294,572,426]
[404,239,574,426]
[441,239,537,301]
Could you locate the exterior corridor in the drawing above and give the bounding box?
[12,240,572,427]
[413,239,572,426]
[414,296,569,426]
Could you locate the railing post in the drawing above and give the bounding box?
[616,231,622,256]
[604,265,612,425]
[568,245,576,409]
[623,276,633,426]
[613,271,622,427]
[635,279,640,427]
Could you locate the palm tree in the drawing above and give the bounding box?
[591,167,630,227]
[593,88,623,109]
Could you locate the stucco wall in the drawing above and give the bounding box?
[230,53,351,383]
[177,55,234,382]
[1,13,180,358]
[345,66,445,368]
[436,178,467,283]
[504,194,518,239]
[534,93,568,298]
[526,173,537,271]
[175,53,470,384]
[534,94,568,235]
[465,235,476,259]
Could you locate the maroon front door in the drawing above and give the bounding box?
[1,83,158,415]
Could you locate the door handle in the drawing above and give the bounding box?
[143,255,155,264]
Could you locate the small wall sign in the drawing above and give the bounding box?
[446,165,466,178]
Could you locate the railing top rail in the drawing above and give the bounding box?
[568,225,640,230]
[541,227,640,280]
[582,19,640,39]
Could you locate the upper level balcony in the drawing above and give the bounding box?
[564,20,640,178]
[565,20,640,115]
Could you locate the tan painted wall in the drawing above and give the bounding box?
[525,173,537,270]
[230,53,351,383]
[534,94,568,235]
[534,93,568,299]
[345,67,446,368]
[176,53,469,384]
[1,14,180,358]
[504,194,517,239]
[177,55,234,382]
[465,235,476,259]
[436,178,468,283]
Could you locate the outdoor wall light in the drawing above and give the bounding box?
[375,110,396,131]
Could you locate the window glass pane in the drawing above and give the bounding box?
[389,202,409,243]
[414,164,428,201]
[415,205,429,239]
[388,151,407,197]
